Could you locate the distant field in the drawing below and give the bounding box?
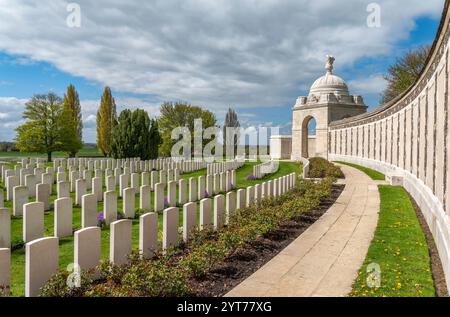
[0,147,103,159]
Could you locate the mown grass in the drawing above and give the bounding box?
[1,160,301,296]
[0,147,103,159]
[349,185,435,297]
[334,161,385,180]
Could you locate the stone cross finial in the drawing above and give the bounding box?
[325,55,335,74]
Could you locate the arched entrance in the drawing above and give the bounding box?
[301,116,317,158]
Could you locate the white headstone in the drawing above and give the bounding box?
[200,198,212,230]
[163,207,179,251]
[36,183,51,211]
[103,191,117,226]
[178,179,187,206]
[0,248,10,294]
[74,227,101,272]
[123,187,136,219]
[246,186,254,207]
[139,185,151,211]
[154,183,164,212]
[75,179,86,206]
[6,175,19,201]
[13,186,28,217]
[237,188,246,210]
[106,175,115,192]
[110,219,132,265]
[0,208,11,248]
[214,195,225,229]
[168,181,176,207]
[139,212,158,259]
[183,202,196,242]
[25,237,59,297]
[131,173,139,192]
[54,197,73,238]
[92,177,102,202]
[189,177,197,202]
[25,174,37,197]
[226,191,236,224]
[57,181,70,199]
[82,193,97,228]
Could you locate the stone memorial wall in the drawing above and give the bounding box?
[328,1,450,290]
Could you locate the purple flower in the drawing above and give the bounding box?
[245,173,256,181]
[205,190,210,198]
[97,212,106,228]
[164,196,169,208]
[117,212,124,220]
[97,212,104,221]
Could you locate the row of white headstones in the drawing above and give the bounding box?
[0,157,244,245]
[253,161,279,179]
[0,157,290,296]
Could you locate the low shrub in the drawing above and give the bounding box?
[308,157,344,178]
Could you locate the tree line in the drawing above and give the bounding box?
[15,85,241,162]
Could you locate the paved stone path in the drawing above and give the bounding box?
[225,164,380,297]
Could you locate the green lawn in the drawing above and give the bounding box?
[349,185,435,297]
[334,161,385,180]
[1,160,301,296]
[0,146,103,159]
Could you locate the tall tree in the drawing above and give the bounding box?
[111,109,161,159]
[158,102,216,156]
[96,87,117,156]
[62,84,83,156]
[381,45,430,104]
[223,107,240,158]
[15,93,64,162]
[148,118,162,159]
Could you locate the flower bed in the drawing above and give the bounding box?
[41,177,335,297]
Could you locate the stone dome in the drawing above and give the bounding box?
[309,73,349,96]
[295,55,366,108]
[308,55,349,97]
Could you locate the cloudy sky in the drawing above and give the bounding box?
[0,0,444,142]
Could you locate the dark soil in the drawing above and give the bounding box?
[408,193,449,297]
[190,184,345,297]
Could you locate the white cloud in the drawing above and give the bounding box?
[0,1,444,141]
[0,97,28,141]
[347,74,387,94]
[0,0,443,110]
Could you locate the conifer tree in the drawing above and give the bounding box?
[62,84,83,156]
[96,87,117,156]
